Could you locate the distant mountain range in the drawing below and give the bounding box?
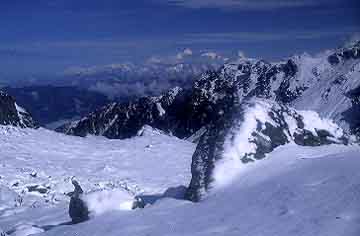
[60,59,223,98]
[5,50,226,101]
[1,51,227,128]
[58,41,360,141]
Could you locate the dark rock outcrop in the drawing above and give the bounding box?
[342,86,360,138]
[327,41,360,65]
[27,185,49,194]
[0,227,8,236]
[0,91,37,128]
[57,87,193,139]
[68,179,89,224]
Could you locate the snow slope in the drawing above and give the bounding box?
[0,125,195,232]
[0,125,359,235]
[4,144,358,236]
[293,56,360,130]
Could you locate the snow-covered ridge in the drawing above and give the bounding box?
[214,99,348,189]
[186,98,351,201]
[193,41,360,134]
[58,41,360,141]
[293,46,360,133]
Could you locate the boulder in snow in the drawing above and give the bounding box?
[68,179,89,224]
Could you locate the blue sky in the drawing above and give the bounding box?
[0,0,359,79]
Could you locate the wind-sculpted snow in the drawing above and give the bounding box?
[0,125,195,227]
[0,91,37,128]
[83,189,135,215]
[186,99,350,201]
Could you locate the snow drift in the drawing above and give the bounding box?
[83,189,135,216]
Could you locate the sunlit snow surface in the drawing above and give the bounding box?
[1,126,360,236]
[0,125,195,232]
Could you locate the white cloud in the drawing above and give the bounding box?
[237,51,246,58]
[201,52,221,60]
[147,56,163,64]
[176,48,193,60]
[180,27,360,44]
[345,32,360,47]
[183,48,193,55]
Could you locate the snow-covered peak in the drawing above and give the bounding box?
[0,91,37,128]
[59,42,360,142]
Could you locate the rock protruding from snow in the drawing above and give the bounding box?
[185,99,349,202]
[0,227,8,236]
[0,91,37,128]
[68,179,89,224]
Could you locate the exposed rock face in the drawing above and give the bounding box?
[342,86,360,138]
[56,57,316,139]
[0,91,37,128]
[57,87,193,139]
[185,99,349,202]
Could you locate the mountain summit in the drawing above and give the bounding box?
[0,91,37,128]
